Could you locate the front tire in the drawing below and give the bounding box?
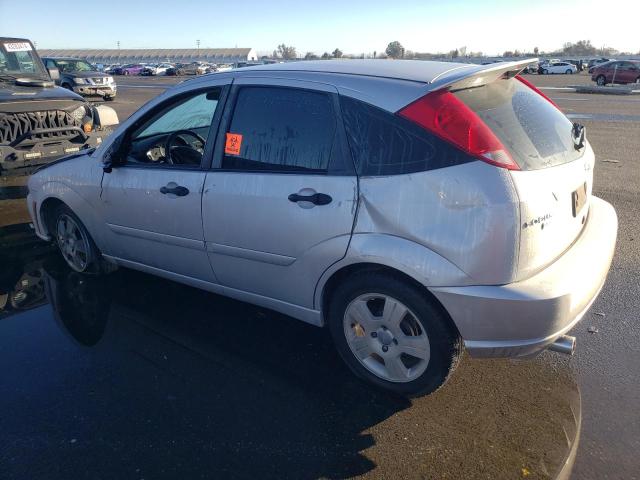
[566,69,573,74]
[52,205,105,274]
[327,271,463,397]
[542,69,548,75]
[596,75,606,86]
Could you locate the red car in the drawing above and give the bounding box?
[591,60,640,86]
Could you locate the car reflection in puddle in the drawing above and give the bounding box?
[0,234,580,480]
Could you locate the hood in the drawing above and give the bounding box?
[63,71,109,79]
[0,82,85,111]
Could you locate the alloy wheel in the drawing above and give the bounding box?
[56,214,90,272]
[343,293,430,383]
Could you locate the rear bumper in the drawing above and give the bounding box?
[431,196,617,358]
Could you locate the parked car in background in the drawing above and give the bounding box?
[165,64,185,76]
[42,57,116,101]
[565,59,584,72]
[179,62,208,75]
[26,59,617,396]
[591,60,640,85]
[539,61,577,74]
[587,58,612,73]
[113,64,144,75]
[141,63,173,76]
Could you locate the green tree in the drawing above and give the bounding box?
[533,46,539,55]
[304,52,318,60]
[385,41,405,59]
[321,52,331,60]
[332,48,343,58]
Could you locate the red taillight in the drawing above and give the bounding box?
[399,90,519,170]
[515,74,559,109]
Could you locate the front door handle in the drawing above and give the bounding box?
[288,192,332,206]
[160,183,189,196]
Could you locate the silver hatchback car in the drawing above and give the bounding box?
[27,59,617,396]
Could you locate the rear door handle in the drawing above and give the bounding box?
[288,192,332,205]
[160,183,189,196]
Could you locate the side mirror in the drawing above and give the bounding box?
[48,67,60,81]
[94,105,119,128]
[102,136,127,173]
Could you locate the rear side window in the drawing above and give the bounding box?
[340,96,472,176]
[223,87,336,172]
[454,79,583,170]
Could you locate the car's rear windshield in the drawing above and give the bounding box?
[453,78,583,170]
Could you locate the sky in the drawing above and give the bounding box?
[1,0,637,56]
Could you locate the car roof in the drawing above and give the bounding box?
[238,59,479,84]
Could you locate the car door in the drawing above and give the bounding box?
[100,82,229,282]
[201,78,358,309]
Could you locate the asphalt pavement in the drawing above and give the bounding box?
[0,70,638,479]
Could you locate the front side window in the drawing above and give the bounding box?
[222,87,336,172]
[124,89,221,167]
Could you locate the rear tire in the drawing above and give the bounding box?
[327,271,463,397]
[596,75,606,86]
[51,204,111,275]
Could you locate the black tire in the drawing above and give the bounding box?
[596,75,606,86]
[61,83,73,90]
[327,271,463,397]
[104,95,115,101]
[565,69,573,74]
[51,204,113,275]
[542,69,548,75]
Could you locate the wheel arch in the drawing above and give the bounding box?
[315,234,472,332]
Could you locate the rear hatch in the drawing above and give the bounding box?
[452,74,592,280]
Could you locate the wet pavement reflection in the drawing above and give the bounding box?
[0,230,580,480]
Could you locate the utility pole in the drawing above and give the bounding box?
[197,39,200,52]
[117,40,120,50]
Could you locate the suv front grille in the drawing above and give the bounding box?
[0,110,82,146]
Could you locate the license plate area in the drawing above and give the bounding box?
[572,182,587,217]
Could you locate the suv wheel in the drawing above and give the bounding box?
[327,271,463,396]
[596,75,606,86]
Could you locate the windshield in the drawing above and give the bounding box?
[54,59,94,72]
[0,40,48,78]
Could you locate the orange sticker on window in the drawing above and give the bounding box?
[225,133,243,155]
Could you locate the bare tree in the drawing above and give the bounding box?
[275,44,297,60]
[332,48,343,58]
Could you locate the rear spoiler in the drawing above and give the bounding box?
[428,58,539,92]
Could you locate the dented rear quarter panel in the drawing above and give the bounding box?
[352,161,520,285]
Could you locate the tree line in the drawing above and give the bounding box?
[268,40,637,61]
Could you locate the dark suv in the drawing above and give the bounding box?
[42,57,116,101]
[591,60,640,85]
[0,38,119,175]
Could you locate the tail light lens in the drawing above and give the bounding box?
[399,89,519,170]
[515,75,559,109]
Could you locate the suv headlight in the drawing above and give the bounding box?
[74,78,89,85]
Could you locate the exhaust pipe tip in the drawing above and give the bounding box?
[548,335,576,355]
